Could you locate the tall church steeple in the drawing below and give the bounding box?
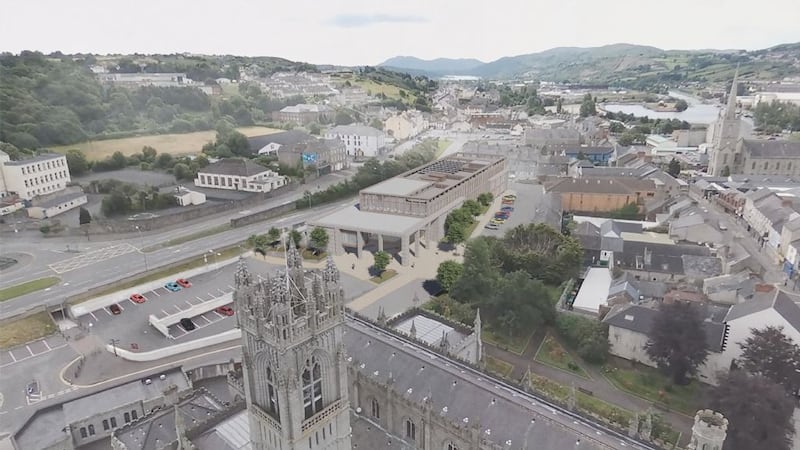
[725,66,739,121]
[707,68,743,176]
[235,257,351,450]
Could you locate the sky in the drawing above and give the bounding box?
[2,0,799,66]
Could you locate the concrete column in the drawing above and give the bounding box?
[414,230,420,256]
[356,231,364,259]
[401,234,410,267]
[377,234,383,252]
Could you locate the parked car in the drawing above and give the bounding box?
[109,304,122,315]
[129,293,146,304]
[179,318,196,331]
[491,218,505,224]
[501,206,514,212]
[216,306,235,316]
[485,223,500,230]
[495,212,510,219]
[165,282,182,292]
[176,278,191,288]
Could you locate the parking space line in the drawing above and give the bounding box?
[207,293,216,300]
[103,308,112,316]
[24,345,33,357]
[151,290,161,297]
[185,300,193,308]
[161,310,169,317]
[128,299,136,306]
[117,303,124,311]
[42,340,51,351]
[198,315,212,324]
[8,352,16,362]
[227,284,235,290]
[213,311,225,319]
[217,289,226,295]
[89,311,98,321]
[174,305,183,313]
[196,296,205,302]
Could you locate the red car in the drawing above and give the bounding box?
[216,306,234,316]
[130,293,146,304]
[176,278,192,288]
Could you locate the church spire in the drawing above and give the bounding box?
[725,66,739,120]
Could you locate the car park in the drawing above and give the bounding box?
[179,318,196,331]
[176,278,191,288]
[129,293,146,304]
[216,306,235,316]
[165,282,182,292]
[109,304,122,315]
[485,223,499,230]
[501,206,514,212]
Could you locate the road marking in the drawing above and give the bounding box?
[213,311,225,319]
[161,310,169,317]
[196,296,205,302]
[217,289,226,295]
[174,305,183,312]
[198,315,212,324]
[151,290,161,297]
[42,340,51,351]
[227,284,235,290]
[103,308,112,316]
[24,345,33,357]
[185,301,193,308]
[117,303,124,311]
[89,311,98,321]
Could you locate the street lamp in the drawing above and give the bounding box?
[135,226,149,271]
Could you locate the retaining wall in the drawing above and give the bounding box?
[105,329,241,362]
[148,293,233,338]
[229,201,296,228]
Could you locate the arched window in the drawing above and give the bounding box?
[102,419,109,431]
[447,442,458,450]
[80,427,87,439]
[88,424,95,436]
[131,410,137,420]
[370,398,380,419]
[266,366,279,415]
[302,356,323,420]
[124,412,130,423]
[405,419,416,440]
[110,417,117,428]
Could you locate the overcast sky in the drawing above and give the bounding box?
[2,0,799,65]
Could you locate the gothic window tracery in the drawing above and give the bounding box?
[303,356,323,419]
[267,366,279,416]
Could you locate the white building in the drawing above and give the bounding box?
[194,159,287,193]
[324,125,386,158]
[0,151,71,200]
[173,187,206,206]
[384,111,428,140]
[27,191,87,219]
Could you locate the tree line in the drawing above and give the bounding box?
[753,100,800,133]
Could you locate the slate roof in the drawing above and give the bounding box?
[565,146,615,155]
[247,130,313,152]
[545,177,657,195]
[603,304,725,351]
[33,191,87,209]
[574,221,601,251]
[742,139,800,159]
[725,289,800,332]
[199,159,273,177]
[615,241,711,275]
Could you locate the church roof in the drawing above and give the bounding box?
[741,139,800,159]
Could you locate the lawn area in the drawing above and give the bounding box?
[370,269,398,284]
[482,328,532,355]
[534,334,590,379]
[603,359,703,415]
[50,126,280,160]
[0,312,57,349]
[485,355,514,377]
[351,79,416,102]
[70,245,245,304]
[435,139,451,157]
[0,277,61,302]
[145,223,232,251]
[301,249,327,261]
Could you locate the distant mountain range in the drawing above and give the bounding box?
[378,43,800,85]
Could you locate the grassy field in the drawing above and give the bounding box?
[535,334,590,379]
[70,246,246,304]
[482,328,532,355]
[435,139,452,158]
[348,78,416,102]
[485,355,514,377]
[370,269,398,284]
[603,360,702,415]
[50,126,281,161]
[0,312,57,349]
[0,277,61,302]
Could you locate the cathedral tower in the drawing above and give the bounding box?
[687,409,728,450]
[708,69,742,176]
[234,247,351,450]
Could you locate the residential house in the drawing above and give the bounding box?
[247,130,314,156]
[524,128,582,154]
[545,177,658,214]
[614,240,721,282]
[780,217,800,276]
[194,159,287,193]
[703,271,757,304]
[277,138,348,175]
[273,104,333,125]
[715,189,747,215]
[0,151,71,200]
[324,125,386,158]
[565,146,616,166]
[742,190,800,255]
[26,190,87,219]
[384,111,428,140]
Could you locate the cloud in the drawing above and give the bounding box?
[327,13,427,28]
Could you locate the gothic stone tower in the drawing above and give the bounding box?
[708,69,742,176]
[234,248,351,450]
[687,409,728,450]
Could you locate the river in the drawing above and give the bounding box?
[602,91,722,124]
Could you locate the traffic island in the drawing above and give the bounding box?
[0,276,61,302]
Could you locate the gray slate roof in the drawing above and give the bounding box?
[200,159,272,177]
[603,304,725,351]
[33,191,87,209]
[742,139,800,159]
[615,241,711,275]
[565,146,615,155]
[247,130,313,152]
[725,289,800,332]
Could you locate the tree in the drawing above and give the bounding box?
[667,158,681,177]
[334,111,355,125]
[156,152,174,169]
[462,199,482,216]
[141,145,157,162]
[309,227,329,251]
[609,203,641,220]
[309,123,321,135]
[646,302,709,385]
[65,149,89,175]
[369,118,383,130]
[709,371,795,450]
[674,99,689,112]
[739,325,800,394]
[477,192,493,207]
[579,93,596,118]
[436,261,464,292]
[373,251,391,274]
[289,229,303,248]
[267,227,281,247]
[445,222,468,246]
[172,163,192,180]
[78,207,92,225]
[555,314,610,364]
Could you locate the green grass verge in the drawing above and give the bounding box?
[481,328,532,355]
[144,223,232,251]
[534,334,591,379]
[435,139,451,157]
[69,246,246,304]
[485,355,514,377]
[301,249,327,261]
[0,277,61,302]
[370,269,398,284]
[603,360,702,415]
[0,312,57,349]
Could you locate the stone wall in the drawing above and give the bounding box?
[230,201,296,228]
